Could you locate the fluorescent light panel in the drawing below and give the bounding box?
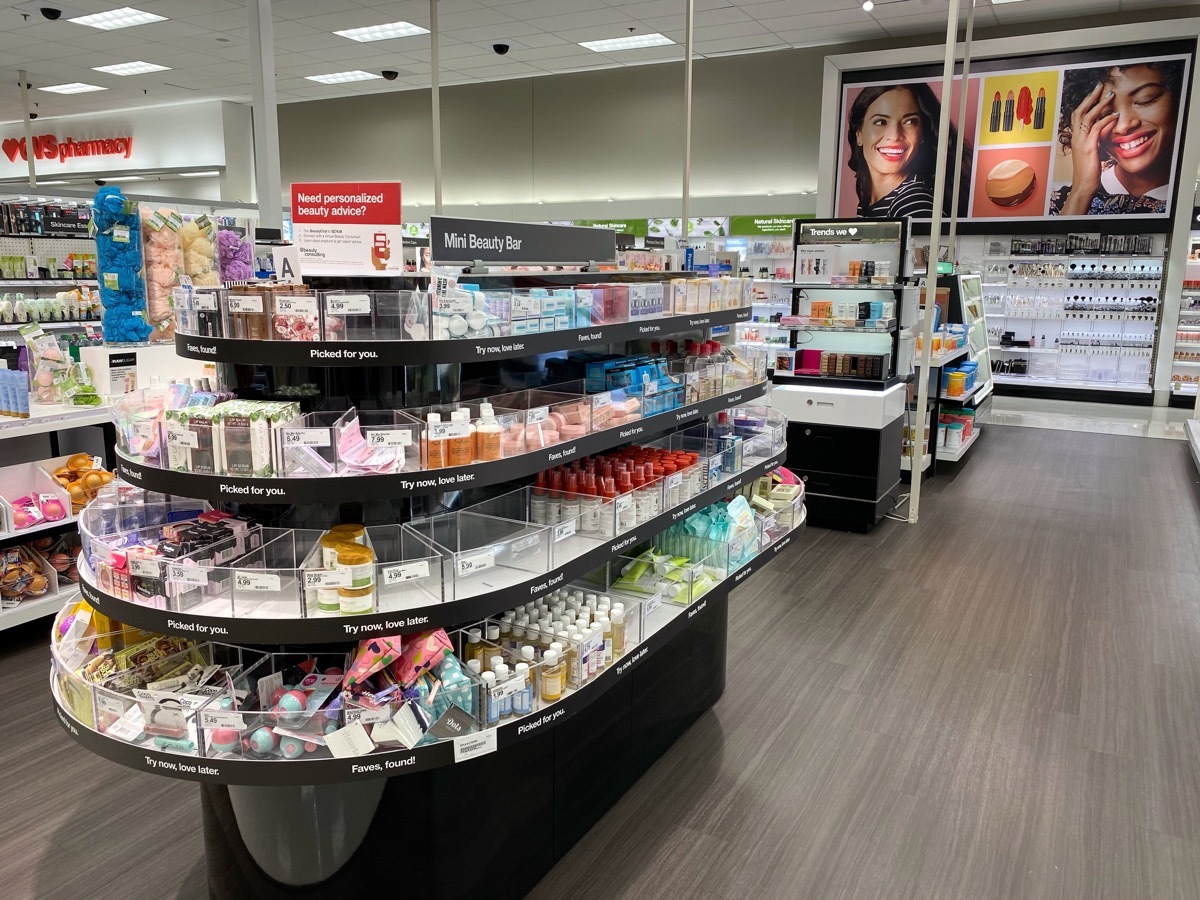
[334,21,429,42]
[580,33,674,52]
[92,61,171,76]
[38,83,107,94]
[69,7,167,30]
[305,70,383,84]
[178,171,220,178]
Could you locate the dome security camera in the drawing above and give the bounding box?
[493,43,509,55]
[381,70,399,81]
[40,7,62,19]
[28,113,37,120]
[94,179,106,186]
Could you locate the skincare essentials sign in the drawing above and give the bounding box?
[431,216,616,265]
[290,181,404,277]
[835,39,1194,225]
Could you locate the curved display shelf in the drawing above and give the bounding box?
[81,448,787,643]
[114,381,769,503]
[174,307,752,366]
[54,517,802,786]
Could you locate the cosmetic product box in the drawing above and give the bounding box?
[163,407,223,475]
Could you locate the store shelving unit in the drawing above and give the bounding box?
[49,221,803,899]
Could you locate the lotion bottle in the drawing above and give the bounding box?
[425,412,447,469]
[447,409,474,466]
[475,402,503,461]
[540,650,563,702]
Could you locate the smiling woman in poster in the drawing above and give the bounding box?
[1051,59,1186,215]
[846,83,971,219]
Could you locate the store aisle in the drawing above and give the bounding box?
[3,423,1200,899]
[529,424,1200,900]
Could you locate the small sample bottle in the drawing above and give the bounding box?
[498,620,512,650]
[579,626,595,681]
[466,658,482,676]
[425,412,447,469]
[521,644,538,695]
[447,409,473,467]
[489,654,504,675]
[561,473,581,526]
[540,650,563,703]
[612,609,626,658]
[600,617,614,665]
[546,471,564,526]
[481,671,500,726]
[485,625,500,662]
[475,402,503,462]
[495,663,513,719]
[565,634,582,688]
[530,471,549,525]
[513,663,532,716]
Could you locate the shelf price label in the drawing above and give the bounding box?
[166,564,208,586]
[367,429,412,447]
[228,295,265,314]
[276,295,318,315]
[166,427,199,448]
[325,294,372,315]
[193,294,218,311]
[128,555,161,578]
[234,571,281,592]
[304,569,351,590]
[591,392,611,410]
[428,422,470,441]
[199,709,246,730]
[456,550,495,578]
[283,428,331,448]
[526,406,550,425]
[382,560,431,586]
[643,591,663,616]
[553,520,576,542]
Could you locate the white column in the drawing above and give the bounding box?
[681,0,694,243]
[247,0,282,229]
[431,0,444,215]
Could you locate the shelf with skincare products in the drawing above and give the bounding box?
[52,507,803,787]
[76,442,788,645]
[938,426,982,462]
[51,218,807,899]
[956,234,1164,399]
[940,380,983,405]
[914,344,970,369]
[112,381,768,504]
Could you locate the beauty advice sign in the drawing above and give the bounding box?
[290,181,404,276]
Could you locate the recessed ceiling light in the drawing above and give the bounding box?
[536,200,544,205]
[178,170,220,178]
[69,7,167,30]
[862,1,873,10]
[334,21,429,42]
[92,61,171,76]
[39,83,107,94]
[305,70,383,84]
[580,33,674,52]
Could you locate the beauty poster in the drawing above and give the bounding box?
[835,42,1193,223]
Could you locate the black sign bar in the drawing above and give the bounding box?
[431,216,617,265]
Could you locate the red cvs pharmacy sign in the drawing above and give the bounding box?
[289,181,404,277]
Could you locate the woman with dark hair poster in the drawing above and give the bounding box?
[1050,59,1187,215]
[846,82,973,220]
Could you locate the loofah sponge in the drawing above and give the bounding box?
[93,186,152,343]
[216,228,253,281]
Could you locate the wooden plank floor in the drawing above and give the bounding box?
[3,424,1200,899]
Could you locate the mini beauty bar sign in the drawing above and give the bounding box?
[431,216,616,265]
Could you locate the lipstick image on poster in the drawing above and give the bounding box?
[989,91,1002,132]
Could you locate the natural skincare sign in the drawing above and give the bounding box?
[290,181,404,276]
[835,40,1194,225]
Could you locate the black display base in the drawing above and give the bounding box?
[801,485,899,534]
[993,380,1153,406]
[200,595,729,900]
[1168,392,1195,409]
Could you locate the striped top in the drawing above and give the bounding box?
[858,175,934,220]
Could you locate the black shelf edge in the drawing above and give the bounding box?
[83,448,787,644]
[174,306,753,366]
[53,518,803,786]
[771,373,907,391]
[115,381,769,503]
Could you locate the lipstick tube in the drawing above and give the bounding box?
[1003,90,1014,131]
[989,91,1001,132]
[1033,87,1046,130]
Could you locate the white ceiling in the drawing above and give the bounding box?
[0,0,1189,122]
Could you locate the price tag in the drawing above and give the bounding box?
[96,693,127,721]
[428,422,469,441]
[102,272,119,291]
[591,391,611,410]
[193,293,218,311]
[367,429,412,447]
[283,428,331,447]
[554,520,576,542]
[526,406,550,425]
[325,294,372,315]
[614,495,633,513]
[228,295,265,314]
[343,707,392,726]
[234,571,281,592]
[453,729,497,763]
[644,380,660,396]
[276,295,318,315]
[644,591,663,616]
[304,569,351,590]
[490,676,526,701]
[112,225,130,244]
[382,561,430,586]
[666,473,683,490]
[456,549,495,578]
[167,564,208,586]
[128,555,160,578]
[106,705,146,743]
[200,709,246,730]
[167,428,199,448]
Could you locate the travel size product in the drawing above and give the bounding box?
[482,671,500,726]
[465,628,483,664]
[338,584,375,615]
[475,402,502,461]
[513,662,533,716]
[425,412,447,469]
[448,409,474,466]
[612,609,626,657]
[540,651,563,702]
[600,617,613,665]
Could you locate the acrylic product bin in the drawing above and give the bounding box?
[402,511,551,602]
[321,290,419,342]
[267,290,322,341]
[173,287,224,337]
[224,290,272,341]
[338,409,424,475]
[588,388,642,431]
[76,490,209,566]
[486,384,593,451]
[724,345,769,390]
[276,411,342,477]
[112,388,171,464]
[667,433,727,495]
[729,405,787,455]
[197,650,349,760]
